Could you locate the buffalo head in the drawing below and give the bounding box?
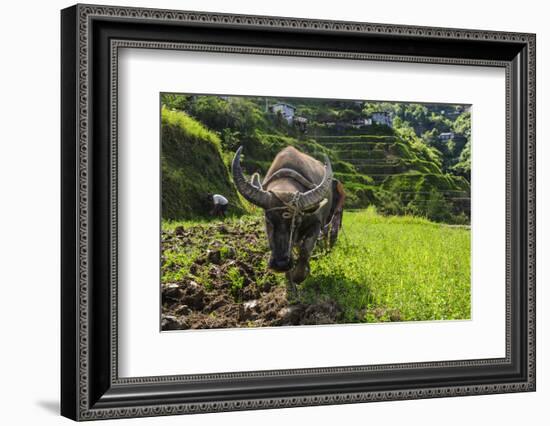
[232,146,332,276]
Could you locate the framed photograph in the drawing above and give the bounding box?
[61,4,536,421]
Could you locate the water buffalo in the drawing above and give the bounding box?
[232,146,344,290]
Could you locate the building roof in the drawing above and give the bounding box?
[272,102,296,110]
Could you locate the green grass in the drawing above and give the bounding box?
[161,207,470,324]
[300,206,471,322]
[162,213,261,232]
[161,107,249,219]
[162,106,222,150]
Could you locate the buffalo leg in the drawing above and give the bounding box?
[329,208,343,248]
[289,223,320,284]
[285,271,298,297]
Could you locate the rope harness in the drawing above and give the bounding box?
[262,169,339,294]
[266,191,306,259]
[262,170,312,256]
[266,191,324,295]
[267,192,330,259]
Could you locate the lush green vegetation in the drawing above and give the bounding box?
[161,94,471,224]
[301,207,470,321]
[162,208,470,324]
[161,107,248,219]
[159,94,471,328]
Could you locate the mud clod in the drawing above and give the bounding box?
[207,249,222,265]
[162,315,189,330]
[161,218,342,330]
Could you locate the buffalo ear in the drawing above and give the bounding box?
[251,173,263,190]
[306,198,329,215]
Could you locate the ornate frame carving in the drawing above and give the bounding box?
[61,4,536,421]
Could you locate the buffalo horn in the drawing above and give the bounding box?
[232,146,272,208]
[296,155,333,211]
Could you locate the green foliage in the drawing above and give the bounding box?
[339,109,361,121]
[186,96,268,136]
[161,93,191,111]
[312,130,466,220]
[378,172,469,223]
[299,207,471,322]
[363,101,471,175]
[162,209,471,324]
[161,95,471,224]
[161,107,247,220]
[162,105,222,149]
[227,266,245,298]
[160,97,473,327]
[422,127,445,152]
[453,111,471,139]
[429,111,453,133]
[452,140,471,180]
[424,189,453,223]
[162,245,200,283]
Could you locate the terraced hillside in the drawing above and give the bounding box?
[313,134,470,220]
[161,95,471,224]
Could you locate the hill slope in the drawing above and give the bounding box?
[313,133,469,221]
[161,95,471,223]
[161,107,246,220]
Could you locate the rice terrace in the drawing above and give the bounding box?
[160,94,472,330]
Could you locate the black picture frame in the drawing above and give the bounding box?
[61,4,536,421]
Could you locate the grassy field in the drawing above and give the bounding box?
[161,207,470,326]
[300,207,471,322]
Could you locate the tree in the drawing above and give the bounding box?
[220,128,241,152]
[161,94,191,111]
[339,109,360,122]
[187,96,268,136]
[452,141,471,180]
[453,111,471,140]
[424,189,452,223]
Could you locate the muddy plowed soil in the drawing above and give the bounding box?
[161,218,341,330]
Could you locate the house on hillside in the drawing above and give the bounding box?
[370,111,393,128]
[438,132,455,141]
[351,117,372,128]
[270,102,296,124]
[293,116,308,132]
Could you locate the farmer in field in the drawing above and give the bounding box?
[209,193,229,218]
